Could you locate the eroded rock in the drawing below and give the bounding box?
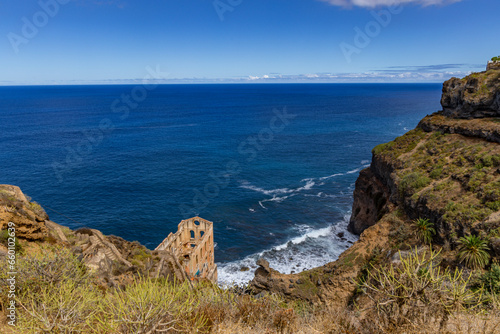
[441,70,500,119]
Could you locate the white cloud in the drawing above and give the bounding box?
[319,0,462,8]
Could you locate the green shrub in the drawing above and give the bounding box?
[429,167,443,179]
[399,172,431,195]
[443,202,493,225]
[413,218,436,244]
[486,201,500,212]
[372,141,394,155]
[457,235,490,269]
[0,246,95,333]
[16,277,99,333]
[0,229,23,255]
[492,56,500,62]
[28,201,45,216]
[388,216,412,249]
[476,264,500,295]
[372,129,425,158]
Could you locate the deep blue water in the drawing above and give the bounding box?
[0,83,442,284]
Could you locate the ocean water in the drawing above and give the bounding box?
[0,83,442,284]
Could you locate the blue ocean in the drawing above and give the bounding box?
[0,84,442,284]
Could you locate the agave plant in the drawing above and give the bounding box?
[413,218,435,244]
[457,235,490,270]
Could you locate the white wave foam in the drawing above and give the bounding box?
[273,226,332,251]
[304,192,337,198]
[261,194,295,203]
[296,180,315,191]
[240,183,292,195]
[217,215,358,286]
[346,166,366,174]
[240,180,315,197]
[319,173,343,181]
[301,163,370,184]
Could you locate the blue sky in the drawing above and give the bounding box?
[0,0,498,84]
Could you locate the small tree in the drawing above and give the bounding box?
[457,235,490,270]
[413,218,436,244]
[492,56,500,62]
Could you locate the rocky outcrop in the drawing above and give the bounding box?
[441,69,500,118]
[487,61,500,71]
[0,184,48,240]
[249,218,394,308]
[349,114,500,244]
[419,113,500,143]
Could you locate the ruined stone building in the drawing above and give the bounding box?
[155,217,217,283]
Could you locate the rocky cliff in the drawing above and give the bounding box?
[350,66,500,240]
[441,69,500,118]
[0,185,48,240]
[249,65,500,308]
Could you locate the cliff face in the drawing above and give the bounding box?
[250,66,500,308]
[350,121,500,240]
[349,67,500,240]
[348,168,391,234]
[0,185,48,240]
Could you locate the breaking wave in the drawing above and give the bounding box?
[217,214,357,286]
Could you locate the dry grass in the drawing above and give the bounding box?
[1,245,499,333]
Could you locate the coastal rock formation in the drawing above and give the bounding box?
[441,69,500,118]
[487,61,500,71]
[250,66,500,309]
[0,184,48,240]
[249,217,393,307]
[418,113,500,143]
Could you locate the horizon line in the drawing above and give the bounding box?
[0,81,448,87]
